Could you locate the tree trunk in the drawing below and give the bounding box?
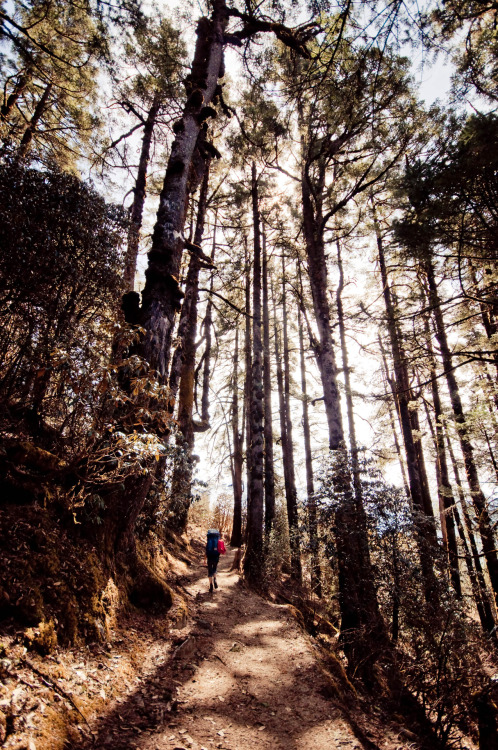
[409,399,435,521]
[168,158,211,531]
[301,171,344,451]
[1,70,31,122]
[422,386,461,597]
[300,159,386,678]
[424,257,498,606]
[244,162,265,584]
[444,427,497,635]
[17,82,53,159]
[262,228,275,537]
[476,679,498,750]
[372,204,439,602]
[139,3,228,379]
[199,215,216,427]
[483,426,498,482]
[378,338,411,501]
[469,263,498,388]
[169,159,211,407]
[422,315,461,596]
[336,241,363,509]
[244,237,252,534]
[124,91,162,291]
[298,302,321,596]
[281,256,302,581]
[105,1,311,562]
[230,326,243,548]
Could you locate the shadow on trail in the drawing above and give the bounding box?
[64,550,375,750]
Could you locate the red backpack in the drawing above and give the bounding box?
[217,539,226,555]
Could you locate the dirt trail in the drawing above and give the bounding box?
[154,548,366,750]
[62,546,395,750]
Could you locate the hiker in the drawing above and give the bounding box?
[205,529,226,593]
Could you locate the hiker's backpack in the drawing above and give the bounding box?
[217,539,226,555]
[206,529,220,555]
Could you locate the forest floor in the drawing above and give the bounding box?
[0,538,455,750]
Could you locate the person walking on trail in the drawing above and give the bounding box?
[206,529,225,593]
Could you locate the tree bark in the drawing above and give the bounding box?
[378,338,411,501]
[199,215,216,426]
[298,301,321,596]
[422,315,461,596]
[300,155,387,678]
[372,204,439,602]
[230,326,243,548]
[424,256,498,606]
[1,70,31,122]
[140,3,228,379]
[169,159,212,407]
[168,158,211,531]
[244,237,252,533]
[336,241,363,509]
[124,91,162,291]
[476,679,498,750]
[444,426,497,635]
[244,162,265,584]
[281,256,302,581]
[17,82,53,159]
[262,228,275,537]
[301,168,344,451]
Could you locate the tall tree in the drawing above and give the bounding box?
[169,159,212,530]
[444,426,496,635]
[424,256,498,605]
[230,326,243,548]
[138,1,313,378]
[244,162,265,583]
[106,19,186,290]
[280,255,301,580]
[277,21,419,673]
[373,205,440,602]
[262,228,275,537]
[395,149,498,607]
[336,241,363,511]
[297,292,321,595]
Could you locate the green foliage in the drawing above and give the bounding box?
[123,17,186,103]
[0,161,126,451]
[394,112,498,355]
[1,0,104,169]
[430,0,498,102]
[364,471,487,746]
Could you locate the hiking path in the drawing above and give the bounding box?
[65,545,404,750]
